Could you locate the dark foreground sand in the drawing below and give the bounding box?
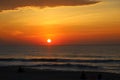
[0,66,119,80]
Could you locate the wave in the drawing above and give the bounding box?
[0,58,120,63]
[0,58,120,74]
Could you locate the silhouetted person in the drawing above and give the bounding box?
[80,71,87,80]
[97,73,102,80]
[17,66,24,73]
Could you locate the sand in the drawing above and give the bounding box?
[0,66,119,80]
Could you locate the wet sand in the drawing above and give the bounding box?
[0,66,119,80]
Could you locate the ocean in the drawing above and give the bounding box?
[0,45,120,74]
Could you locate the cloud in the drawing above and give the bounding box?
[11,31,24,36]
[0,0,100,11]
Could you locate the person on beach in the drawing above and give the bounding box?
[97,73,102,80]
[17,66,24,73]
[80,71,87,80]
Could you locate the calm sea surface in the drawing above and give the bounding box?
[0,45,120,73]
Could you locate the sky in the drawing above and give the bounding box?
[0,0,120,45]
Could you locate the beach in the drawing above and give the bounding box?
[0,0,120,79]
[0,66,119,80]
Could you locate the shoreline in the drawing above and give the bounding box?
[0,66,119,80]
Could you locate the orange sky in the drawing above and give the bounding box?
[0,0,120,45]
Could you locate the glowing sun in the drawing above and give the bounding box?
[47,39,52,43]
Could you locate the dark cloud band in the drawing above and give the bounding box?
[0,0,100,11]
